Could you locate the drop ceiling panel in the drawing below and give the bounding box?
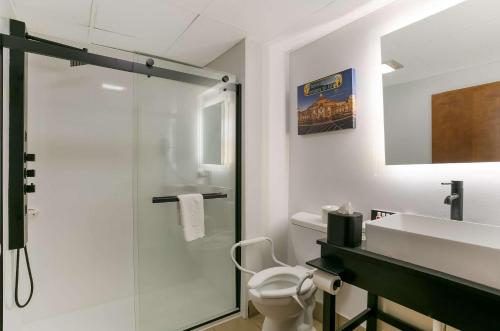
[26,18,90,44]
[165,0,214,14]
[91,28,138,53]
[13,0,92,26]
[5,0,379,71]
[165,15,245,66]
[95,0,196,49]
[202,0,333,41]
[90,28,166,56]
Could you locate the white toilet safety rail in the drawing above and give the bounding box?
[230,237,289,275]
[296,272,314,295]
[230,237,317,298]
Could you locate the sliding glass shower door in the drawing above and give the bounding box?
[134,57,239,331]
[2,25,239,330]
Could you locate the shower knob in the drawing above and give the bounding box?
[25,169,36,177]
[25,153,36,162]
[25,183,36,193]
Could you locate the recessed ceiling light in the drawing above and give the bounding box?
[381,60,403,74]
[101,83,125,91]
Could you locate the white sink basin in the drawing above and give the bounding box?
[365,213,500,290]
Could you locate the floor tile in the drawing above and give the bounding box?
[213,317,260,331]
[212,315,323,330]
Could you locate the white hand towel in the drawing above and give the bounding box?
[178,194,205,242]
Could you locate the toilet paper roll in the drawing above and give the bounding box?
[313,270,342,295]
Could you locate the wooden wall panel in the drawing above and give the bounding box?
[432,81,500,163]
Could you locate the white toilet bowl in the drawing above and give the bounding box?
[248,266,317,331]
[230,238,317,331]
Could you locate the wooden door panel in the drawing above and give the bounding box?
[432,81,500,163]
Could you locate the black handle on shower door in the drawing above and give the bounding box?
[152,193,228,203]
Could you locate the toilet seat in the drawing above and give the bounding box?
[231,237,317,331]
[248,266,314,299]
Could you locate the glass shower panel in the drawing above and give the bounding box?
[18,54,136,331]
[134,59,237,331]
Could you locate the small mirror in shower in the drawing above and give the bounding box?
[201,101,225,165]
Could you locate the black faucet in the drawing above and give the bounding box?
[441,180,463,221]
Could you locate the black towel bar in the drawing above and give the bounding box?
[152,193,228,204]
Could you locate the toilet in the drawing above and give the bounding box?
[230,237,317,331]
[289,211,365,322]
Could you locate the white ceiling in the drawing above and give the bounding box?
[382,0,500,86]
[1,0,375,66]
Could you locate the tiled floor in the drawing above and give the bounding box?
[206,314,323,331]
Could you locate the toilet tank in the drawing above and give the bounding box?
[288,211,367,319]
[288,212,327,266]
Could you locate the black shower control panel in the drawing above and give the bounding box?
[8,19,30,250]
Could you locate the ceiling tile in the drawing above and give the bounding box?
[202,0,333,42]
[165,0,214,14]
[91,28,138,52]
[95,0,197,49]
[91,28,169,56]
[13,0,92,26]
[165,16,245,66]
[26,18,90,44]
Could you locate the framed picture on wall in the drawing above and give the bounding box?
[297,68,356,135]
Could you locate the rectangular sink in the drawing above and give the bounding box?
[365,213,500,290]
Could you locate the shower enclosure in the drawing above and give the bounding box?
[1,19,241,331]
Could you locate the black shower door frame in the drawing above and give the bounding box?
[0,19,242,331]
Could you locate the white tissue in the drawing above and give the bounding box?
[313,270,342,295]
[337,202,353,215]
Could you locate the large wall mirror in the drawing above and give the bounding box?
[382,0,500,165]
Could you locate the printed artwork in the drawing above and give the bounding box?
[297,69,356,135]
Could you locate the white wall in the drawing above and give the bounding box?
[261,0,401,268]
[288,0,500,227]
[208,39,268,317]
[288,0,500,326]
[385,60,500,165]
[0,1,15,19]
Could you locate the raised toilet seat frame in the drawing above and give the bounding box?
[230,237,315,297]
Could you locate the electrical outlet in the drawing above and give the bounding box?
[370,209,397,220]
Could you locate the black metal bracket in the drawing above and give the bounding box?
[25,33,85,52]
[0,32,234,88]
[338,308,373,331]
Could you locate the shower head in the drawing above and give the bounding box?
[70,48,88,67]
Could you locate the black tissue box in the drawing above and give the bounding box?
[327,210,363,247]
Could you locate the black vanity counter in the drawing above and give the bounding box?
[307,239,500,331]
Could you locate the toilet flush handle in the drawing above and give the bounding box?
[230,237,290,276]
